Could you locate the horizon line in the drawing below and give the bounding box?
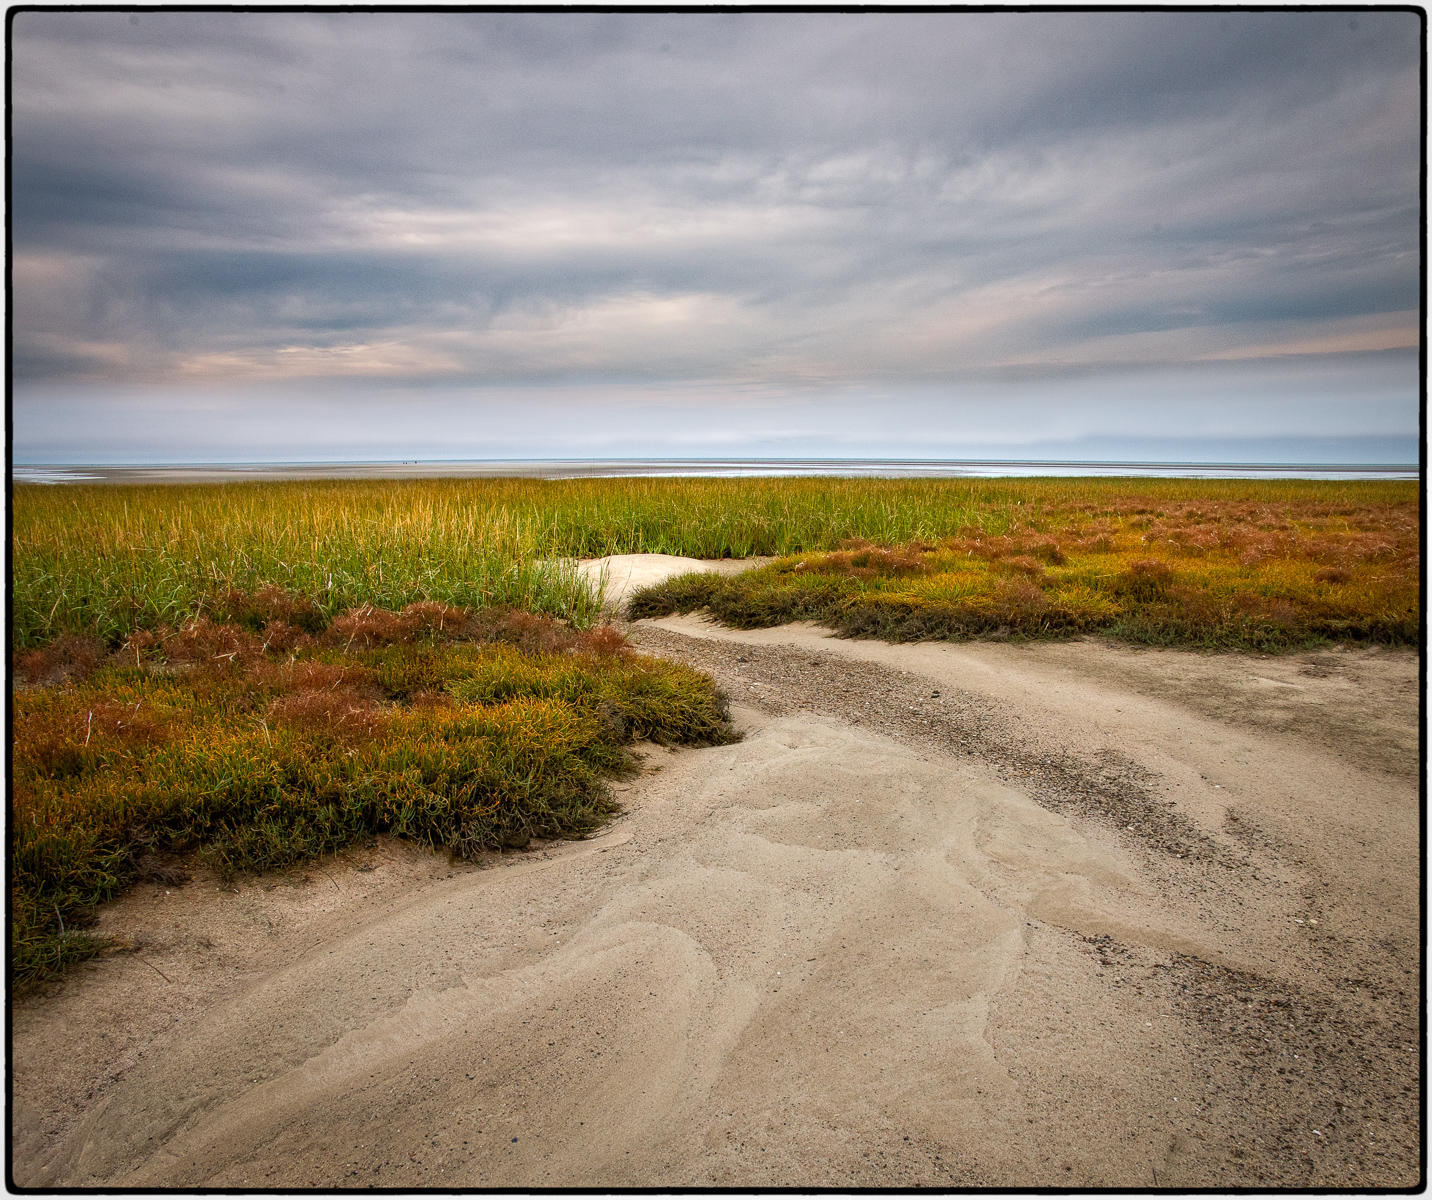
[10,456,1422,468]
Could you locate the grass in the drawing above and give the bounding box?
[626,487,1421,651]
[11,480,598,648]
[15,475,1417,647]
[11,601,735,989]
[10,474,1418,985]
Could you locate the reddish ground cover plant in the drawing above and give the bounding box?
[629,489,1418,650]
[11,602,734,989]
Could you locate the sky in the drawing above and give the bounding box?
[9,9,1423,464]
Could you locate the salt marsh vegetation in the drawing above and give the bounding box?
[11,474,1417,985]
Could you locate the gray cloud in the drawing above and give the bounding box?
[9,10,1421,459]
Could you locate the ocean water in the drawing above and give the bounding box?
[10,458,1420,485]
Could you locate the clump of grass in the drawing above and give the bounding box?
[1115,559,1176,601]
[14,634,110,687]
[626,569,857,629]
[628,490,1419,652]
[11,603,736,990]
[212,583,327,633]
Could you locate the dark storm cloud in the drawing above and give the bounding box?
[9,8,1421,448]
[982,12,1412,140]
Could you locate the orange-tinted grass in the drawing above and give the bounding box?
[629,491,1418,650]
[11,603,735,989]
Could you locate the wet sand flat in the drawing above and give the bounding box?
[10,618,1420,1188]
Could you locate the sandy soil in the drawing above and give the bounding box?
[571,553,774,612]
[9,576,1421,1188]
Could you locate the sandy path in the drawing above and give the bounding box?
[10,617,1420,1188]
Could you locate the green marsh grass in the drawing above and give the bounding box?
[12,480,602,647]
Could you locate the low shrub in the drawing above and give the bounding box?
[11,603,736,990]
[628,511,1418,652]
[1115,559,1177,601]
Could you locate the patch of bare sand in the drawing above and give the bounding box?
[10,614,1420,1189]
[569,554,772,612]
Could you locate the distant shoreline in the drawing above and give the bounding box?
[10,458,1420,485]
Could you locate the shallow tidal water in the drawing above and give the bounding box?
[11,457,1418,485]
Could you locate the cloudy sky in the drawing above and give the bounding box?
[10,9,1422,464]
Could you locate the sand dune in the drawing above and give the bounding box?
[10,608,1420,1188]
